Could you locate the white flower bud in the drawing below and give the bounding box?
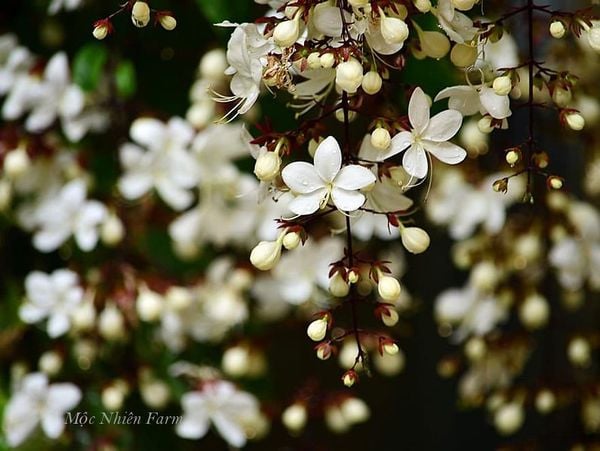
[222,346,250,377]
[320,53,335,68]
[136,287,163,322]
[361,71,382,95]
[383,342,399,355]
[159,15,177,31]
[568,337,591,367]
[39,351,62,376]
[283,231,301,250]
[250,239,283,271]
[282,403,307,432]
[452,0,476,11]
[329,272,350,298]
[380,14,409,45]
[325,406,350,433]
[101,213,125,246]
[4,147,30,179]
[400,226,430,254]
[370,128,391,149]
[165,286,192,310]
[552,86,572,107]
[566,112,585,130]
[587,25,600,52]
[140,379,170,409]
[98,304,125,341]
[494,402,524,435]
[381,307,399,327]
[273,18,300,48]
[93,23,109,40]
[549,21,566,39]
[519,293,549,330]
[535,390,556,414]
[335,58,364,94]
[254,148,282,182]
[186,100,215,128]
[347,270,359,284]
[470,261,499,291]
[505,149,520,166]
[199,49,228,81]
[413,0,432,13]
[378,275,401,302]
[72,300,96,332]
[131,1,150,28]
[477,116,494,133]
[307,316,328,341]
[450,43,477,68]
[307,52,321,69]
[102,385,125,411]
[374,351,405,376]
[341,398,370,424]
[342,371,357,387]
[465,337,486,362]
[335,108,357,122]
[493,76,512,96]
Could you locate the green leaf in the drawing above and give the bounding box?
[72,43,108,92]
[195,0,250,23]
[115,60,137,99]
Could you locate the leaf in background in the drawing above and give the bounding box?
[73,43,108,92]
[195,0,250,23]
[115,60,137,99]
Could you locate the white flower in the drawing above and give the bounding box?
[118,117,200,211]
[48,0,82,14]
[281,136,375,215]
[435,84,512,120]
[31,178,107,252]
[3,372,81,447]
[432,0,477,44]
[177,380,261,447]
[0,38,33,96]
[550,237,600,291]
[20,269,83,337]
[379,87,467,179]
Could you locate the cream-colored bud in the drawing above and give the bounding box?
[250,239,283,271]
[380,14,409,45]
[98,304,125,341]
[159,15,177,31]
[165,286,192,310]
[361,71,382,95]
[566,112,585,130]
[307,317,328,341]
[470,261,498,291]
[325,406,350,433]
[381,307,399,327]
[140,379,170,409]
[342,371,357,387]
[320,53,335,68]
[101,213,125,246]
[378,275,401,302]
[273,18,300,48]
[307,52,322,69]
[587,26,600,51]
[282,403,307,432]
[186,101,215,128]
[102,385,125,411]
[505,149,520,166]
[222,346,250,377]
[4,147,30,179]
[341,397,370,424]
[519,293,549,330]
[347,270,359,284]
[494,402,524,435]
[413,0,432,13]
[200,49,228,80]
[400,226,430,254]
[383,342,399,355]
[254,148,281,182]
[552,87,572,108]
[568,337,591,366]
[136,287,163,322]
[131,1,150,28]
[335,58,364,94]
[477,116,494,133]
[72,300,96,332]
[335,108,357,122]
[535,390,556,414]
[549,21,566,38]
[370,128,391,149]
[283,231,301,250]
[93,24,109,40]
[329,272,350,298]
[493,76,512,96]
[465,337,486,361]
[450,43,477,68]
[452,0,476,11]
[39,351,62,376]
[308,138,322,157]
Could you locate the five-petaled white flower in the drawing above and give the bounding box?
[381,87,467,179]
[281,136,376,215]
[176,380,261,448]
[20,268,84,337]
[3,372,81,447]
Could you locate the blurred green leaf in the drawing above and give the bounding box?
[72,43,108,92]
[115,60,137,99]
[195,0,250,23]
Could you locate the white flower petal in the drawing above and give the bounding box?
[331,187,366,212]
[282,162,325,194]
[288,189,327,215]
[212,411,247,448]
[19,303,48,324]
[314,136,342,182]
[402,145,428,179]
[33,227,71,252]
[408,87,430,134]
[423,109,463,142]
[25,105,56,132]
[334,165,376,190]
[118,173,154,200]
[130,118,167,149]
[59,85,85,119]
[479,86,511,119]
[46,384,82,411]
[47,313,70,337]
[383,131,413,159]
[156,179,194,211]
[422,140,467,165]
[44,52,69,87]
[435,86,480,116]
